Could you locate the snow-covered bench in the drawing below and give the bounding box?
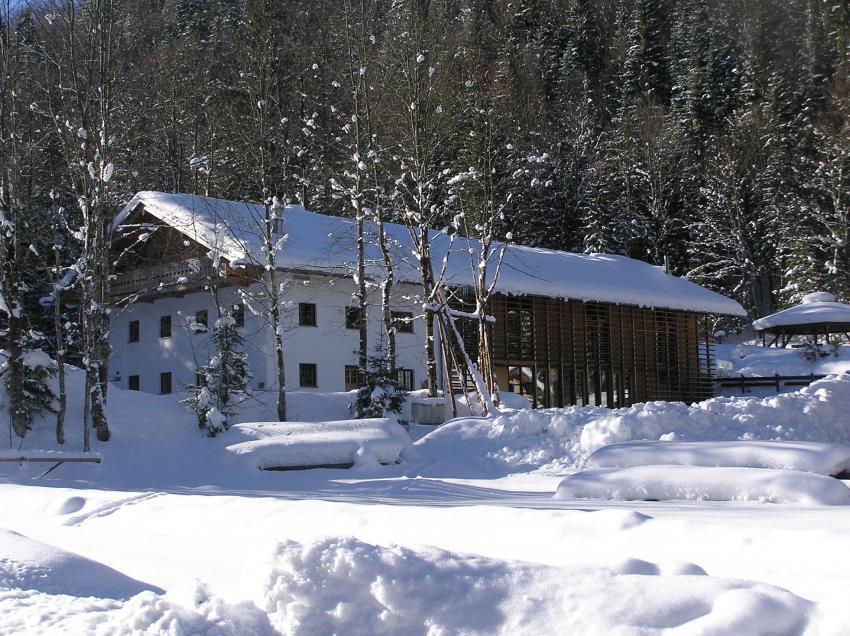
[224,419,414,471]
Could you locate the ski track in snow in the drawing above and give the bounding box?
[62,492,162,527]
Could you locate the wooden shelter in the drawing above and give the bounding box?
[452,293,714,408]
[753,292,850,348]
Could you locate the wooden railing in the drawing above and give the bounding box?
[110,257,217,299]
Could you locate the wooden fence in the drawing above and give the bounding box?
[715,373,827,394]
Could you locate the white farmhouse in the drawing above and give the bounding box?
[108,191,745,409]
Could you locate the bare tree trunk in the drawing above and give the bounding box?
[81,194,111,442]
[268,267,287,421]
[54,307,66,444]
[259,200,287,422]
[419,231,439,396]
[377,212,396,368]
[83,365,91,453]
[54,238,66,444]
[355,203,369,412]
[7,311,27,439]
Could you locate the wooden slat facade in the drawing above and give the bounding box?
[458,293,715,408]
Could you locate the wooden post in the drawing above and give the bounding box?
[437,319,457,418]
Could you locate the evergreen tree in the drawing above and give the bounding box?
[686,111,779,317]
[0,350,57,436]
[183,312,251,436]
[351,349,406,419]
[621,0,670,106]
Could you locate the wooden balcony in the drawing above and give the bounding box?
[110,258,218,300]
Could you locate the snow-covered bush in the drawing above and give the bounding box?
[351,353,406,419]
[182,386,217,434]
[0,349,57,435]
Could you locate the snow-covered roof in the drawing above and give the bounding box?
[114,191,745,316]
[753,292,850,331]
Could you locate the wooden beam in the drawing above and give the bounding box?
[0,455,101,463]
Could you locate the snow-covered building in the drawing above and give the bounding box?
[107,191,744,408]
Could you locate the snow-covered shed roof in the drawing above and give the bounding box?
[115,191,745,316]
[753,292,850,331]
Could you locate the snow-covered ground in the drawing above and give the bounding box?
[3,366,850,633]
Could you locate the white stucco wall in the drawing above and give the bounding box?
[108,273,431,396]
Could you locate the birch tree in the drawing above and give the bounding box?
[448,82,511,407]
[42,0,123,445]
[386,0,454,397]
[326,0,396,411]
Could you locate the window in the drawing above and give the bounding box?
[396,368,414,391]
[160,315,172,338]
[128,375,140,391]
[345,306,362,330]
[159,372,172,395]
[233,303,245,328]
[392,311,414,334]
[299,363,317,388]
[128,320,140,343]
[194,371,206,387]
[194,310,208,332]
[299,303,316,327]
[344,365,360,391]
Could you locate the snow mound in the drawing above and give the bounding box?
[225,419,413,469]
[587,440,850,476]
[0,528,160,599]
[554,465,850,505]
[0,580,272,636]
[257,537,810,635]
[415,374,850,477]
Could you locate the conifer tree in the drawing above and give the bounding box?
[183,311,251,436]
[351,347,406,419]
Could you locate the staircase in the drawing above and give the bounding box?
[449,367,478,395]
[436,294,486,411]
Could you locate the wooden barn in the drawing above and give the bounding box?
[454,294,715,409]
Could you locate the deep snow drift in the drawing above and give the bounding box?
[586,440,850,475]
[555,465,850,505]
[254,537,811,636]
[0,533,820,636]
[414,373,850,478]
[0,528,160,599]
